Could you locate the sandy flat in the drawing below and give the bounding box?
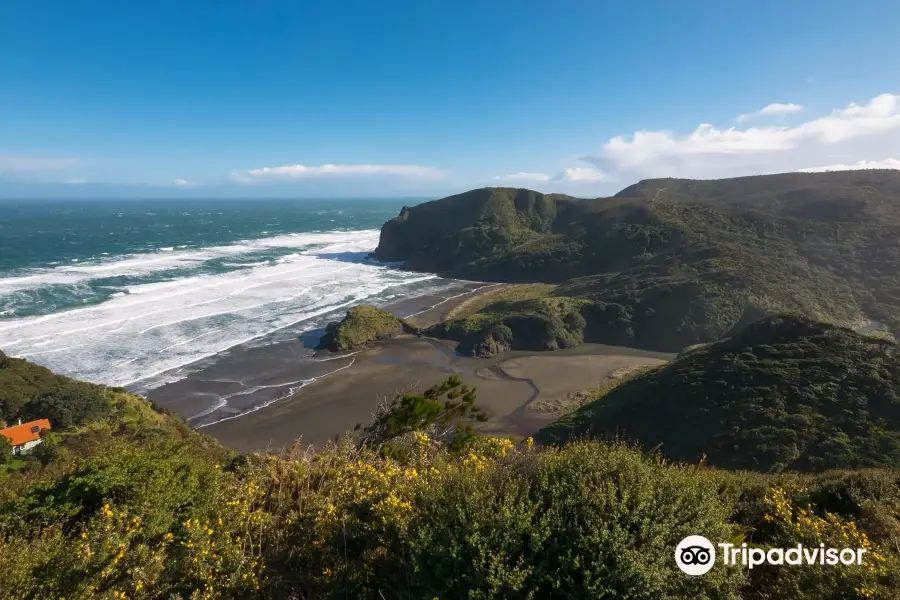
[157,280,676,453]
[205,338,674,453]
[499,354,670,408]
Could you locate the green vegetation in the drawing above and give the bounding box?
[316,306,419,352]
[0,435,12,466]
[442,283,557,321]
[375,172,900,352]
[359,375,487,455]
[9,172,900,597]
[537,314,900,472]
[1,355,899,598]
[0,349,224,483]
[428,295,589,356]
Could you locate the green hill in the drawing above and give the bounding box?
[375,172,900,352]
[0,348,224,482]
[536,314,900,472]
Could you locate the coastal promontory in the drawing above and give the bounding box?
[374,172,900,353]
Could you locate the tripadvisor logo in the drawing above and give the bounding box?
[675,535,869,575]
[675,535,716,575]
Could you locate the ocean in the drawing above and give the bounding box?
[0,198,465,419]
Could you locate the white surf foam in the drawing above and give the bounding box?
[0,229,380,294]
[0,230,449,389]
[193,357,357,429]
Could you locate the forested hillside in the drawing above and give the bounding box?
[376,171,900,352]
[537,314,900,472]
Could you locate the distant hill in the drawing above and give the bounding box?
[375,171,900,352]
[535,315,900,472]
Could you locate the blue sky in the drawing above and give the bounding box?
[2,0,899,198]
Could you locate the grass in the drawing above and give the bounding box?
[443,283,557,321]
[0,458,26,475]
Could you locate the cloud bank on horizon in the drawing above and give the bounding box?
[476,92,900,192]
[3,92,900,196]
[229,163,447,183]
[579,92,900,184]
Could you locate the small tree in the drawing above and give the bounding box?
[359,376,488,454]
[0,435,12,465]
[31,430,62,466]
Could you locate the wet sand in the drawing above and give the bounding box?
[148,281,674,452]
[147,282,496,427]
[203,338,673,453]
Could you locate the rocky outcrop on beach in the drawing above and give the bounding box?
[315,305,420,352]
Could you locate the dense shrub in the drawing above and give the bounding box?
[2,436,898,599]
[21,383,112,429]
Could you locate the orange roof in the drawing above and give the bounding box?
[0,419,51,447]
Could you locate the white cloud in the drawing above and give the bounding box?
[589,93,900,180]
[66,178,87,185]
[173,178,190,186]
[492,172,552,182]
[553,166,608,183]
[230,163,445,183]
[798,158,900,172]
[0,155,77,172]
[491,166,608,188]
[737,102,803,122]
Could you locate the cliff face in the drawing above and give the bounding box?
[374,187,580,277]
[373,172,900,352]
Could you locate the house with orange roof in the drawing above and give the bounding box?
[0,419,51,456]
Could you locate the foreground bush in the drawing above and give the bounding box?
[1,436,898,599]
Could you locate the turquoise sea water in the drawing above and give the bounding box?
[0,198,456,391]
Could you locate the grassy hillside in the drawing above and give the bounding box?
[536,314,900,472]
[375,172,900,352]
[0,348,226,483]
[1,353,899,598]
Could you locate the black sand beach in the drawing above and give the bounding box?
[148,283,674,452]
